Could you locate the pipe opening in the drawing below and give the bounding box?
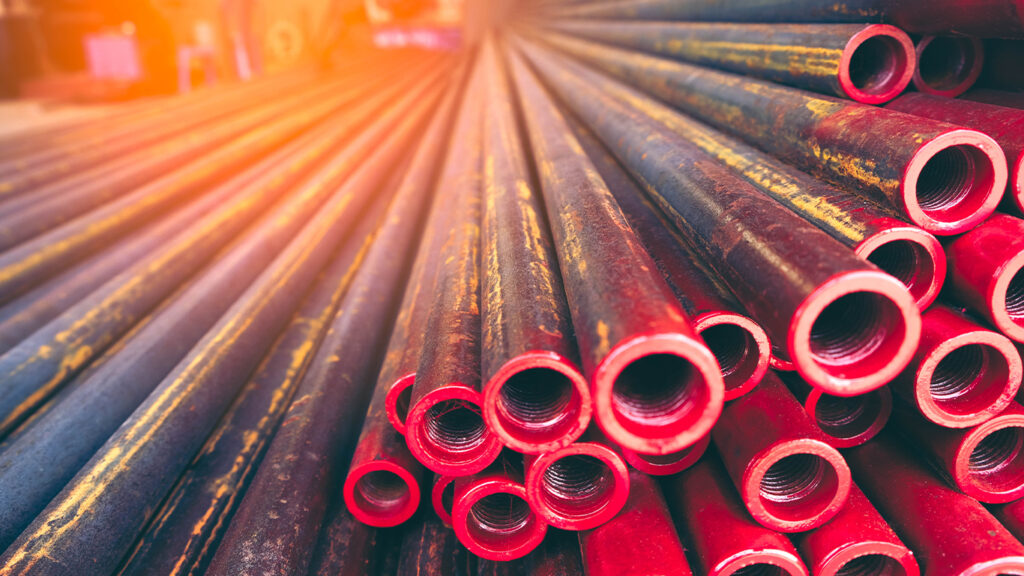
[353,470,411,515]
[611,353,709,436]
[814,391,886,442]
[395,386,412,425]
[423,399,489,463]
[848,35,904,95]
[969,426,1024,494]
[732,564,789,576]
[929,343,1009,416]
[1004,267,1024,322]
[865,239,934,303]
[808,291,906,380]
[758,453,840,522]
[701,323,760,392]
[540,454,617,520]
[915,145,995,222]
[917,37,979,92]
[496,368,580,442]
[466,492,537,549]
[834,554,906,576]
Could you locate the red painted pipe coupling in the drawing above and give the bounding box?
[912,36,985,98]
[619,431,710,476]
[781,372,892,448]
[431,474,456,527]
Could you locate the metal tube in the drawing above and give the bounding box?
[663,453,809,576]
[553,22,915,104]
[510,43,724,455]
[886,92,1024,214]
[912,36,985,98]
[479,40,591,454]
[889,304,1022,428]
[307,496,393,576]
[475,528,585,575]
[518,39,921,397]
[793,483,919,576]
[962,88,1024,110]
[711,373,852,532]
[780,372,892,448]
[578,468,693,576]
[395,513,473,576]
[565,118,771,400]
[618,431,710,476]
[542,32,1007,235]
[847,430,1024,575]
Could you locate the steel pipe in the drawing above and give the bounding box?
[619,431,710,476]
[395,513,473,576]
[912,36,985,98]
[712,373,852,532]
[554,22,915,104]
[307,498,392,576]
[962,88,1024,109]
[542,33,1007,235]
[510,46,723,454]
[518,39,921,396]
[432,474,458,527]
[781,372,892,448]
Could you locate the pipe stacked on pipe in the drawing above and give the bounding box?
[2,1,1024,573]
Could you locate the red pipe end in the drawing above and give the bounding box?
[405,387,503,476]
[839,24,915,104]
[483,351,591,454]
[901,129,1005,235]
[771,347,797,372]
[525,442,630,530]
[453,477,548,561]
[593,332,724,455]
[694,312,771,401]
[1013,152,1024,214]
[855,225,945,310]
[431,474,457,527]
[913,330,1022,428]
[818,543,920,576]
[385,373,415,435]
[789,271,920,397]
[742,439,851,533]
[953,410,1024,503]
[712,551,809,576]
[805,387,892,449]
[343,460,421,527]
[619,432,710,476]
[987,250,1024,342]
[913,36,984,98]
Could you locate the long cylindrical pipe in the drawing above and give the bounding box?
[554,22,915,103]
[565,119,771,400]
[663,454,810,576]
[889,304,1022,428]
[962,88,1024,109]
[519,39,921,396]
[781,372,892,448]
[887,92,1024,213]
[947,213,1024,342]
[510,43,724,455]
[912,36,984,98]
[395,513,473,576]
[542,33,1007,235]
[793,483,920,576]
[847,431,1024,575]
[578,468,693,576]
[479,41,591,454]
[712,373,852,532]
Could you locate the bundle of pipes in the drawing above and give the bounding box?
[3,1,1024,574]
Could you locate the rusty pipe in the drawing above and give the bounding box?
[912,36,985,98]
[780,372,892,448]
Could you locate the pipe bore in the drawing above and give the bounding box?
[914,36,983,97]
[928,343,1009,417]
[416,398,493,468]
[353,469,412,515]
[842,26,914,104]
[808,292,907,382]
[539,454,617,520]
[489,364,588,451]
[968,426,1024,496]
[916,145,994,222]
[758,453,841,524]
[1005,267,1024,324]
[864,238,938,308]
[464,491,542,555]
[732,564,790,576]
[610,353,709,435]
[701,322,762,394]
[812,389,890,447]
[833,554,906,576]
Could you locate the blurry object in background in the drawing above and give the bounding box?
[85,27,141,81]
[221,0,260,79]
[366,0,463,50]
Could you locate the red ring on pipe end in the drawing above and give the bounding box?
[902,129,1005,235]
[405,386,503,476]
[742,439,851,533]
[712,549,809,576]
[453,477,548,561]
[385,373,415,435]
[1013,152,1024,214]
[913,331,1022,428]
[619,431,710,476]
[789,271,920,397]
[593,332,724,455]
[694,312,771,401]
[818,544,919,576]
[431,475,457,526]
[953,410,1024,503]
[804,386,892,449]
[343,460,421,527]
[483,351,591,454]
[855,225,945,310]
[771,347,797,371]
[525,442,629,530]
[913,36,984,98]
[838,24,915,104]
[987,250,1024,342]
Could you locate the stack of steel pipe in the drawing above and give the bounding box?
[3,1,1024,573]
